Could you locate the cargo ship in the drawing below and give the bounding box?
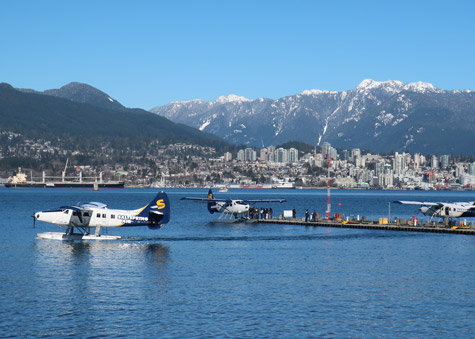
[5,168,124,189]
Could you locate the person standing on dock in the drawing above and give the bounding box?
[305,209,309,222]
[292,208,296,219]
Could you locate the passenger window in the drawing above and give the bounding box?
[102,214,106,218]
[97,213,101,218]
[111,215,115,219]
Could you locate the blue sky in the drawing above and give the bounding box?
[1,0,474,109]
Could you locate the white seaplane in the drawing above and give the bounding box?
[393,200,475,221]
[181,189,286,219]
[33,191,170,240]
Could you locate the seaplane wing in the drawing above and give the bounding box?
[34,191,170,240]
[393,201,442,206]
[180,197,231,203]
[181,189,286,219]
[245,199,286,204]
[79,202,108,209]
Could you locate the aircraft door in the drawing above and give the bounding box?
[70,210,92,227]
[445,206,450,216]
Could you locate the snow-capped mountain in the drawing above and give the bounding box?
[150,80,475,154]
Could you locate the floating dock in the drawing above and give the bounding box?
[258,219,475,235]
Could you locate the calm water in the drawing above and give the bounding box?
[0,187,474,338]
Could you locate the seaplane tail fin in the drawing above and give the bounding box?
[136,191,170,229]
[207,189,217,214]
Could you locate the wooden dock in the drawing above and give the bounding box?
[257,218,475,235]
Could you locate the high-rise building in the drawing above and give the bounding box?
[321,142,331,156]
[351,148,361,161]
[237,150,245,162]
[276,148,288,163]
[315,153,324,167]
[289,148,299,163]
[431,155,439,169]
[244,148,257,162]
[259,148,267,162]
[456,164,465,177]
[266,146,276,162]
[440,155,449,169]
[414,153,420,169]
[393,152,406,175]
[342,149,350,161]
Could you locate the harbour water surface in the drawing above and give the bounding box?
[0,188,474,337]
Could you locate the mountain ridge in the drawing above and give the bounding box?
[0,82,230,151]
[150,79,475,154]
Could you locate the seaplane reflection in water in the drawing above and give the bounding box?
[33,191,170,240]
[181,189,286,219]
[394,200,475,222]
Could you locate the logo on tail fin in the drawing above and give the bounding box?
[156,199,166,209]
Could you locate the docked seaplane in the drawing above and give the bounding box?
[181,189,286,219]
[393,200,475,222]
[33,191,170,240]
